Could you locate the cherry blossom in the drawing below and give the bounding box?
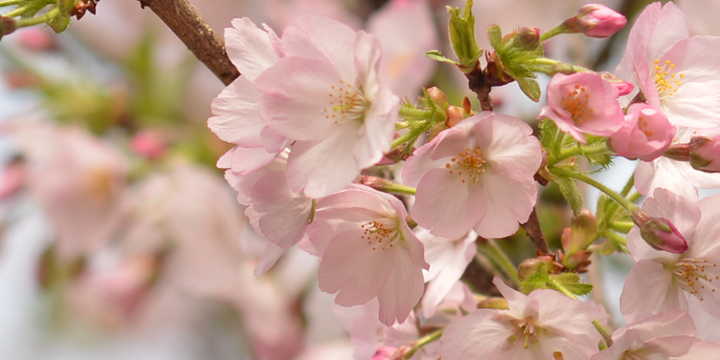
[689,127,720,173]
[621,188,720,323]
[616,1,720,129]
[308,185,428,325]
[538,72,625,144]
[591,310,720,360]
[403,112,541,239]
[209,17,288,175]
[438,278,606,360]
[608,103,675,161]
[256,17,400,198]
[571,4,627,38]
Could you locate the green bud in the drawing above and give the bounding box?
[517,257,554,281]
[447,0,481,74]
[561,209,598,255]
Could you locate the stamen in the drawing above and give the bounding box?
[652,59,684,99]
[324,80,369,125]
[444,147,488,184]
[673,257,719,299]
[361,218,402,250]
[561,85,593,125]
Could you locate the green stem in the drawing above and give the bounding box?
[539,25,567,42]
[548,143,609,167]
[620,174,634,198]
[379,182,417,195]
[550,167,635,212]
[477,239,520,285]
[0,0,24,7]
[593,319,614,347]
[15,7,58,28]
[552,131,566,160]
[391,131,414,150]
[604,230,628,251]
[548,277,577,299]
[607,221,633,233]
[404,328,444,359]
[627,192,642,204]
[2,2,32,17]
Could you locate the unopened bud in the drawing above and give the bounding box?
[507,27,541,51]
[426,87,448,110]
[518,257,554,281]
[0,16,16,40]
[631,209,688,254]
[689,130,720,173]
[371,346,397,360]
[600,71,635,95]
[563,4,627,38]
[561,209,598,255]
[445,106,465,128]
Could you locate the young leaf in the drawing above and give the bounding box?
[550,171,583,215]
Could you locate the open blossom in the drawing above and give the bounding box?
[591,310,720,360]
[608,103,675,161]
[307,185,428,325]
[417,229,477,319]
[403,112,541,239]
[616,2,720,129]
[439,278,606,360]
[635,129,720,201]
[222,156,314,276]
[539,72,625,144]
[209,18,288,175]
[621,188,720,323]
[256,17,400,198]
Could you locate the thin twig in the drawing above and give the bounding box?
[135,0,240,86]
[520,207,550,254]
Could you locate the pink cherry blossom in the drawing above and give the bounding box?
[209,18,289,175]
[438,278,606,360]
[308,185,428,325]
[621,188,720,323]
[417,229,477,318]
[402,112,541,239]
[608,103,675,161]
[591,310,720,360]
[539,72,625,144]
[222,156,314,275]
[634,129,720,201]
[12,121,128,262]
[256,17,400,198]
[616,2,720,129]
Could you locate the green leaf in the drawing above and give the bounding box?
[487,24,503,52]
[550,273,593,296]
[424,50,460,66]
[519,272,551,294]
[539,119,559,156]
[516,77,541,102]
[550,170,583,215]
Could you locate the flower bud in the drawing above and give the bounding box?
[561,209,598,255]
[371,346,397,360]
[506,27,541,51]
[563,4,627,38]
[608,104,675,162]
[631,209,688,254]
[0,16,16,41]
[445,105,466,128]
[447,0,481,73]
[689,129,720,173]
[426,87,449,111]
[518,257,554,281]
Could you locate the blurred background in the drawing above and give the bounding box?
[0,0,714,359]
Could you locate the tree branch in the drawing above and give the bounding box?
[136,0,240,86]
[521,207,550,254]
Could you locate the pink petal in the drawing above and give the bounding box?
[251,170,312,248]
[208,76,265,147]
[472,172,537,239]
[411,168,487,239]
[620,259,687,324]
[226,18,280,82]
[376,246,425,325]
[475,113,541,181]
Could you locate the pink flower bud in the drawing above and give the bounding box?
[565,4,627,38]
[371,346,397,360]
[632,209,688,254]
[689,128,720,173]
[608,104,675,161]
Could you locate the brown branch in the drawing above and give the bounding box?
[136,0,240,86]
[520,207,550,254]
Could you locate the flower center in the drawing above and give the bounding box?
[445,147,487,184]
[325,79,368,125]
[673,257,719,300]
[652,59,684,99]
[507,317,541,349]
[561,85,594,125]
[360,218,402,251]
